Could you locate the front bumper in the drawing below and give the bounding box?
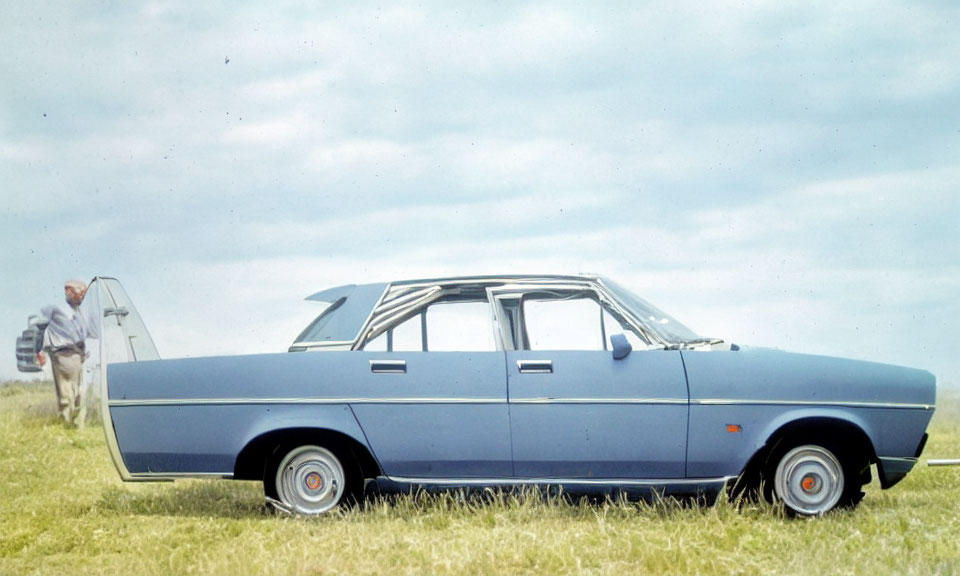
[877,433,928,489]
[877,457,917,489]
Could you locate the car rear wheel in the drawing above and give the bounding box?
[771,443,852,516]
[266,445,353,515]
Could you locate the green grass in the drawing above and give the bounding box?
[2,380,959,575]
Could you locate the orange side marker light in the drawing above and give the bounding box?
[726,424,742,433]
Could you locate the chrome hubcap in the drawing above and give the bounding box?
[275,445,344,515]
[774,445,844,516]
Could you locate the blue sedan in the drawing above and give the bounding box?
[93,275,935,516]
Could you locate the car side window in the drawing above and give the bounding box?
[362,313,422,351]
[392,313,424,351]
[523,295,645,351]
[362,300,496,352]
[362,332,387,351]
[425,301,497,351]
[524,297,604,351]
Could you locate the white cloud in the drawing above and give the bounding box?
[221,115,310,144]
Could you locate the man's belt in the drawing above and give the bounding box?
[47,343,85,355]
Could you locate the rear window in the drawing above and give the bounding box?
[292,283,388,344]
[293,297,347,343]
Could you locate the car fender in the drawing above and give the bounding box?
[232,404,382,481]
[751,406,878,458]
[686,404,877,478]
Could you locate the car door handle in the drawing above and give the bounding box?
[370,360,406,374]
[517,360,553,374]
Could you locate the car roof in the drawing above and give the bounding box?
[389,273,600,286]
[306,274,602,302]
[297,273,607,348]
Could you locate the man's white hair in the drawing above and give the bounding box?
[64,280,87,292]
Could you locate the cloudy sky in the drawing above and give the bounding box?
[2,1,957,385]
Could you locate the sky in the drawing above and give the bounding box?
[2,1,958,386]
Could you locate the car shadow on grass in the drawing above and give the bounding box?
[93,478,782,520]
[96,481,269,519]
[94,481,720,520]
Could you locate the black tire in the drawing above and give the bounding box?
[264,443,362,515]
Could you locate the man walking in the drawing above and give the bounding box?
[36,280,90,428]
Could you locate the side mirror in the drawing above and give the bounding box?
[611,333,632,360]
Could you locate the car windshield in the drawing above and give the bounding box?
[600,277,703,344]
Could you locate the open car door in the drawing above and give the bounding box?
[82,277,160,475]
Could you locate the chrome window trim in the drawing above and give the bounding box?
[365,293,441,343]
[375,286,443,314]
[344,275,671,353]
[361,287,445,346]
[488,280,659,348]
[293,274,688,351]
[290,340,355,349]
[356,276,617,352]
[387,275,600,292]
[592,280,665,347]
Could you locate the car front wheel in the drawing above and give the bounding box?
[267,445,349,515]
[772,444,850,516]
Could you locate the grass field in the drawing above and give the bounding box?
[2,380,958,575]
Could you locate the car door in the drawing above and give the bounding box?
[348,298,512,479]
[500,289,689,479]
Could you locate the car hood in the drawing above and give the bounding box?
[681,346,936,407]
